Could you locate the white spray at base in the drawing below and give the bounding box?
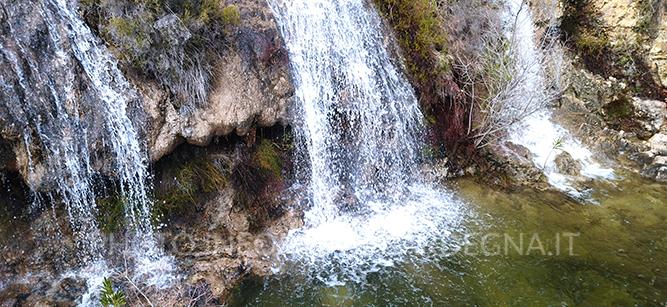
[269,0,469,285]
[503,0,614,197]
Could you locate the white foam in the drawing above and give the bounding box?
[268,0,470,283]
[504,0,614,197]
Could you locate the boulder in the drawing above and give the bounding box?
[642,155,667,182]
[632,98,666,133]
[483,142,548,188]
[554,152,582,176]
[648,133,667,155]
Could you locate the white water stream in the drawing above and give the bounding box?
[504,0,614,197]
[1,0,174,303]
[269,0,469,284]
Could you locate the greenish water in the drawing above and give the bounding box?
[228,171,667,306]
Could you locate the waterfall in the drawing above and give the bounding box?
[503,0,614,197]
[269,0,467,284]
[0,0,173,294]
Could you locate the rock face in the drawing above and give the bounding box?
[140,1,294,161]
[649,2,667,87]
[163,187,302,299]
[0,0,294,186]
[590,0,667,86]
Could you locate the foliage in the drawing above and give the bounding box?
[255,140,282,177]
[373,0,448,82]
[97,195,126,234]
[231,139,288,232]
[100,278,126,307]
[543,137,564,169]
[154,156,228,224]
[222,5,241,26]
[80,0,239,109]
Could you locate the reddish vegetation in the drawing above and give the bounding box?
[423,78,472,157]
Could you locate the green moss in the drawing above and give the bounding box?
[153,157,228,224]
[221,5,241,26]
[255,140,282,177]
[560,0,609,61]
[108,17,140,38]
[574,30,609,57]
[373,0,448,82]
[97,195,126,234]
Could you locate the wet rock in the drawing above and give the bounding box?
[648,133,667,155]
[642,156,667,182]
[335,185,361,211]
[483,142,548,188]
[632,98,666,134]
[50,278,86,305]
[162,186,302,300]
[554,152,582,176]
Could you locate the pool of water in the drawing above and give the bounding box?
[228,171,667,306]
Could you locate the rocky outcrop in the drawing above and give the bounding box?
[632,97,667,133]
[554,152,582,176]
[163,187,302,299]
[648,2,667,86]
[480,141,549,189]
[588,0,667,87]
[0,0,294,187]
[136,1,294,161]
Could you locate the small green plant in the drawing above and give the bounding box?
[222,5,241,26]
[99,278,126,307]
[256,140,282,177]
[543,137,565,170]
[96,195,126,234]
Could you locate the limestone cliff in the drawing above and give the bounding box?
[0,0,294,188]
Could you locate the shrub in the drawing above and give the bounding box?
[231,140,287,232]
[222,5,241,26]
[153,156,228,224]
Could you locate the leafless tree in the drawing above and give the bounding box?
[445,0,566,148]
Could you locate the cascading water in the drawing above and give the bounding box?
[0,0,173,298]
[269,0,469,284]
[503,0,614,197]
